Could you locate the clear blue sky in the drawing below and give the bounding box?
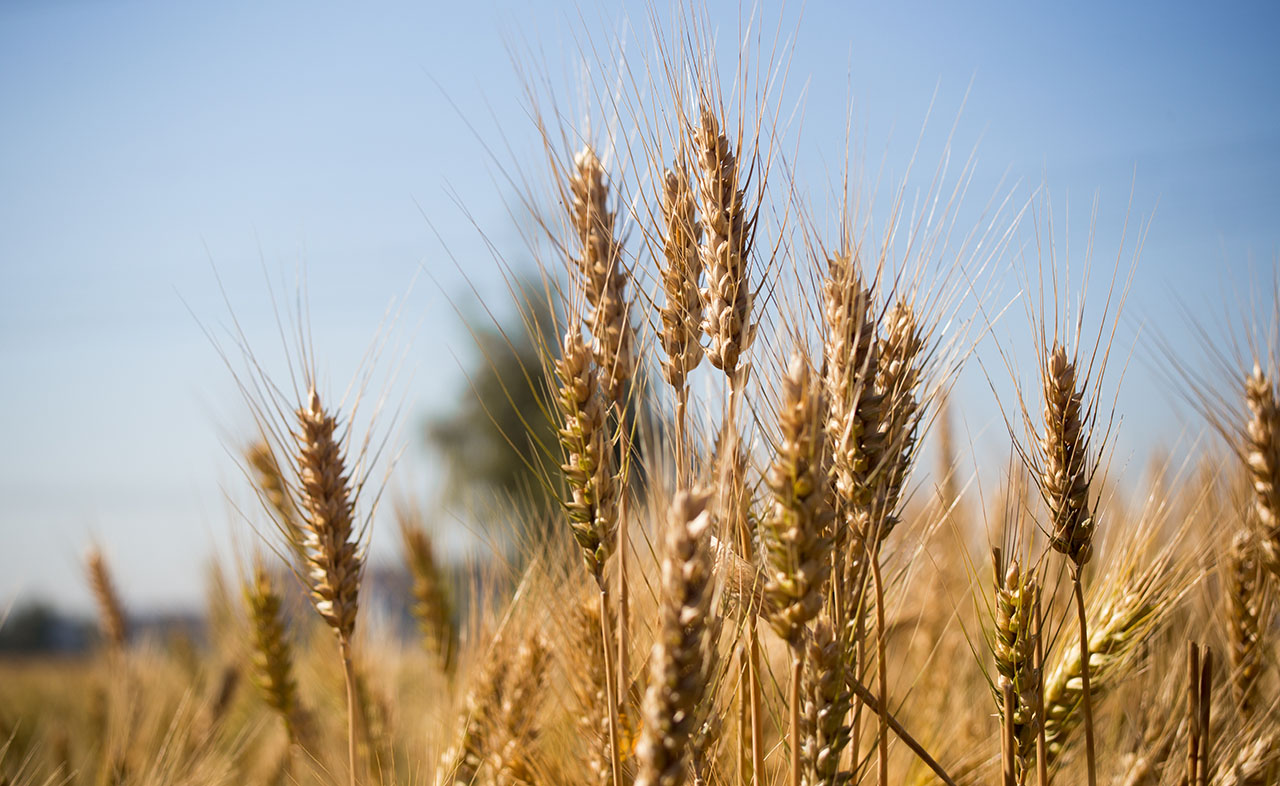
[2,1,1278,614]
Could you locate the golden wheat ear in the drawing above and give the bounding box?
[694,106,754,385]
[1243,365,1280,577]
[242,559,305,747]
[635,488,718,786]
[991,553,1042,786]
[85,546,127,652]
[398,508,457,672]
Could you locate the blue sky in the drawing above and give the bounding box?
[2,0,1278,614]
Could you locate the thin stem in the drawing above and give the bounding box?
[339,637,360,786]
[790,649,803,786]
[617,414,632,710]
[846,678,958,786]
[1034,591,1048,786]
[872,557,888,786]
[850,612,865,777]
[675,388,689,483]
[1186,641,1200,786]
[1002,682,1017,786]
[1197,647,1213,786]
[739,645,751,786]
[600,586,624,786]
[1071,573,1097,786]
[749,618,765,786]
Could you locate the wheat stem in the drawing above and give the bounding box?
[1072,572,1097,786]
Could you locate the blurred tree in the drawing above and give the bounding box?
[426,281,561,518]
[425,278,657,539]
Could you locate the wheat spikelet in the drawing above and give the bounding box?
[243,561,302,743]
[871,299,924,542]
[1042,584,1171,764]
[635,488,718,786]
[291,389,363,641]
[801,618,851,786]
[694,107,753,380]
[567,599,614,785]
[1243,365,1280,576]
[399,511,455,670]
[1216,729,1280,786]
[1225,531,1263,716]
[568,146,636,406]
[658,165,705,395]
[763,351,834,645]
[1041,344,1095,569]
[992,557,1041,785]
[247,440,303,549]
[822,249,884,582]
[493,633,549,785]
[438,642,508,786]
[86,546,127,650]
[554,324,617,585]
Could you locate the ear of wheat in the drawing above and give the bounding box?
[1244,365,1280,576]
[86,546,127,651]
[992,556,1041,785]
[694,107,754,382]
[635,488,718,786]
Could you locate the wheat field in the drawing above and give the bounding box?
[1,6,1278,786]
